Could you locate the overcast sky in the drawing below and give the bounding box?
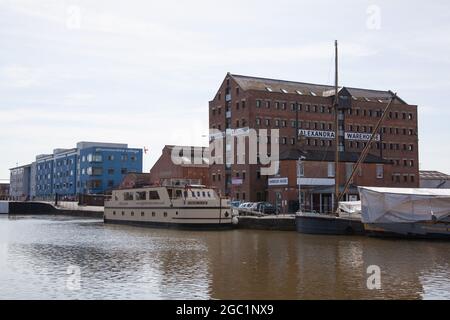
[1,0,450,181]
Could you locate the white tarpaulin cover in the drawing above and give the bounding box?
[339,201,362,214]
[359,187,450,223]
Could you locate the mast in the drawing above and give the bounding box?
[333,40,340,214]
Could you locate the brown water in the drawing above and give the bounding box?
[0,215,449,300]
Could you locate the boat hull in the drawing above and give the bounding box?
[364,222,450,240]
[295,214,365,235]
[104,218,234,230]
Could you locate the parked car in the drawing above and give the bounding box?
[230,201,241,208]
[238,202,254,210]
[252,202,277,215]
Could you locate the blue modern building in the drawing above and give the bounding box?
[76,142,142,195]
[32,142,142,198]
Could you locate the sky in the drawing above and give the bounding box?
[1,0,450,182]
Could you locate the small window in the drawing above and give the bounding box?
[141,212,144,217]
[149,191,160,200]
[164,212,168,217]
[327,162,335,178]
[131,211,134,216]
[136,191,147,200]
[121,211,125,216]
[152,212,155,217]
[124,192,134,201]
[376,164,384,179]
[113,211,116,215]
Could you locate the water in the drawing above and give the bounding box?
[0,215,449,300]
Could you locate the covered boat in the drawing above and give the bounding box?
[359,187,450,239]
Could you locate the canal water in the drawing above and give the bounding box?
[0,215,449,300]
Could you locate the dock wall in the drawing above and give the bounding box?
[237,215,296,231]
[8,202,103,219]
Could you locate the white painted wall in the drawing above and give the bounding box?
[0,201,9,214]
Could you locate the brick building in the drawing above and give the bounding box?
[149,145,210,186]
[119,173,152,189]
[268,149,392,214]
[209,73,419,203]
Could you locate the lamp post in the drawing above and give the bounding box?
[297,156,306,213]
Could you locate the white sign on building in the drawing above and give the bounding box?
[299,129,381,142]
[344,132,380,142]
[268,177,289,186]
[298,129,335,139]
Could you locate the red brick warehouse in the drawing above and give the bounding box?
[208,73,419,206]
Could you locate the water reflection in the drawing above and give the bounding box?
[0,216,449,299]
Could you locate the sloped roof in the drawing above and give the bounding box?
[230,73,406,104]
[420,171,450,180]
[280,148,391,164]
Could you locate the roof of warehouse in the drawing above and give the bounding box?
[229,73,407,104]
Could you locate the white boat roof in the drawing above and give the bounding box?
[359,187,450,197]
[359,187,450,223]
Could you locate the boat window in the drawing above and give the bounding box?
[164,212,167,217]
[136,191,147,200]
[121,211,124,216]
[202,191,206,197]
[167,189,173,199]
[124,192,134,201]
[141,212,144,217]
[192,191,196,197]
[197,191,201,197]
[131,211,134,216]
[183,191,188,198]
[175,190,182,199]
[149,191,160,200]
[152,212,155,217]
[113,211,116,215]
[207,192,211,198]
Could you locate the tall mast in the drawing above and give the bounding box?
[334,40,340,214]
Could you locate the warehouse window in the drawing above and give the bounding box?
[327,163,335,178]
[376,165,384,179]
